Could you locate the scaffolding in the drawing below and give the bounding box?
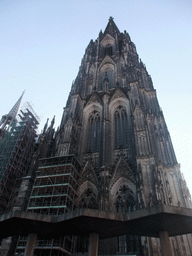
[0,108,39,214]
[16,155,81,256]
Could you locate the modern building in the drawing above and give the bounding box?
[1,17,192,256]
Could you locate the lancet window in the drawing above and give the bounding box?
[105,44,113,56]
[115,185,135,213]
[114,106,129,149]
[79,188,98,209]
[88,111,101,152]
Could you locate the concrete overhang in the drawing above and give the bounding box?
[1,204,192,239]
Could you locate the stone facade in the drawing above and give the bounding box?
[54,17,192,255]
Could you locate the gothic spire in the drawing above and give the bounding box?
[50,115,55,129]
[103,16,120,37]
[43,118,49,134]
[0,91,25,129]
[7,91,25,121]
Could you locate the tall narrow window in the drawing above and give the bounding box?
[105,44,113,56]
[88,111,101,152]
[115,106,129,149]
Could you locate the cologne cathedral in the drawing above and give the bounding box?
[0,17,192,256]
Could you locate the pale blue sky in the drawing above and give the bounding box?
[1,0,192,193]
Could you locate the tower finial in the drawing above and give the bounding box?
[43,118,49,134]
[104,16,120,36]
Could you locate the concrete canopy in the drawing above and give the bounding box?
[1,204,192,240]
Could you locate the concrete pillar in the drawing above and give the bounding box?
[24,233,37,256]
[88,233,99,256]
[159,231,172,256]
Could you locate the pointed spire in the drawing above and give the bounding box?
[50,115,55,129]
[8,91,25,120]
[43,118,49,134]
[0,91,25,129]
[103,17,120,37]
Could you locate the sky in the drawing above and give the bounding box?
[0,0,192,193]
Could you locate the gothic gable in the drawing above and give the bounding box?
[79,160,98,186]
[85,92,103,107]
[99,55,116,71]
[110,155,135,189]
[110,87,128,103]
[100,34,115,46]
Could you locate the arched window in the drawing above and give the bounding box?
[105,44,113,56]
[115,106,129,149]
[99,63,115,90]
[79,188,98,209]
[88,111,101,152]
[115,185,135,213]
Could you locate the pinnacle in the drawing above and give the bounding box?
[103,17,120,37]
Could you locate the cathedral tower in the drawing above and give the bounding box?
[13,18,192,256]
[54,17,192,255]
